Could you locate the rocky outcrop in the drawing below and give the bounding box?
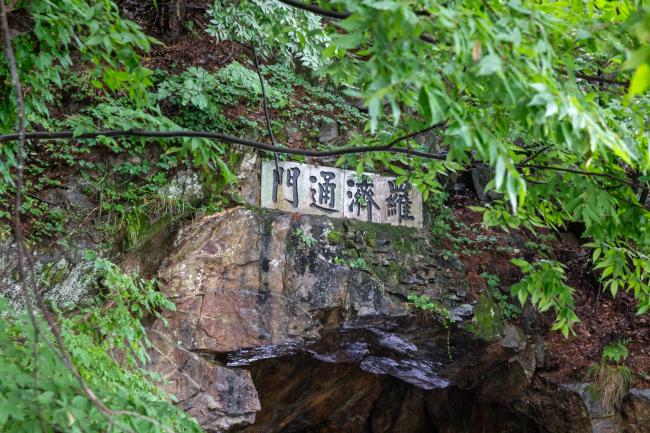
[622,389,650,433]
[147,329,260,431]
[145,206,647,433]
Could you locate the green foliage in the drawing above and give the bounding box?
[348,256,368,270]
[602,340,630,365]
[587,340,632,414]
[471,273,522,340]
[63,100,234,184]
[293,228,318,247]
[302,0,650,330]
[64,256,174,366]
[510,259,579,337]
[207,0,330,68]
[482,272,522,321]
[156,62,365,143]
[0,258,202,433]
[472,292,504,341]
[157,63,286,114]
[326,229,343,244]
[588,242,650,315]
[428,191,453,242]
[0,0,154,132]
[333,251,369,270]
[625,6,650,99]
[407,294,451,321]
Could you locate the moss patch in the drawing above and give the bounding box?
[472,292,505,341]
[327,229,342,244]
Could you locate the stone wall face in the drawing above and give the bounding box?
[145,206,647,433]
[146,206,473,431]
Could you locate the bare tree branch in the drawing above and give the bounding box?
[639,186,649,207]
[521,164,633,187]
[275,0,437,44]
[0,127,449,159]
[277,0,350,19]
[0,126,641,192]
[574,71,628,88]
[0,1,45,430]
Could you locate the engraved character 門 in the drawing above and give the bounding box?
[272,166,301,208]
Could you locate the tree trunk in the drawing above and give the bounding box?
[157,0,187,41]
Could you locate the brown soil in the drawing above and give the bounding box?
[444,189,650,388]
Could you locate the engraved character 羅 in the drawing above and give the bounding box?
[386,180,415,224]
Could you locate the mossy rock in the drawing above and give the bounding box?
[327,229,343,244]
[472,292,505,341]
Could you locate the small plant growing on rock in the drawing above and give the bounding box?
[326,229,342,244]
[480,272,522,321]
[349,257,368,270]
[587,340,633,415]
[407,294,453,360]
[293,228,317,248]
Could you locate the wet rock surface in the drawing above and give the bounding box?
[623,389,650,433]
[145,206,646,433]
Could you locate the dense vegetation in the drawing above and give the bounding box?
[1,0,650,432]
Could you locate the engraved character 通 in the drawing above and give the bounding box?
[310,171,338,213]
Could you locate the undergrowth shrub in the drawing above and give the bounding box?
[587,340,633,415]
[0,257,202,433]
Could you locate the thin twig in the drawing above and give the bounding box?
[520,145,551,166]
[639,186,649,207]
[574,71,628,88]
[521,164,633,187]
[250,43,281,183]
[0,1,45,430]
[276,0,350,19]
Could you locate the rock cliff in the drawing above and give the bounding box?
[145,206,646,433]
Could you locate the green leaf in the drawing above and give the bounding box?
[517,288,528,306]
[495,157,505,189]
[334,32,365,49]
[366,0,400,11]
[477,54,503,76]
[628,62,650,99]
[37,391,55,405]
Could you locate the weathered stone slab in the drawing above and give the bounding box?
[261,161,423,228]
[343,170,384,224]
[260,160,310,212]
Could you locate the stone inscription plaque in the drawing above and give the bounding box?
[261,161,422,228]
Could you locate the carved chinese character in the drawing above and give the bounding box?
[309,171,338,213]
[272,166,301,208]
[386,180,415,224]
[347,178,380,222]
